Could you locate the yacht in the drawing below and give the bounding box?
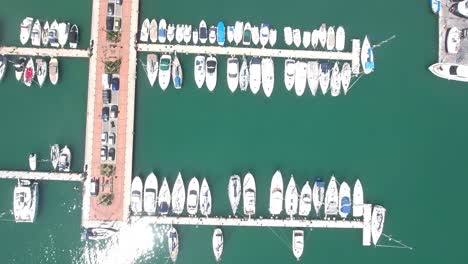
[49,20,59,47]
[234,21,244,45]
[167,227,179,263]
[239,57,249,91]
[158,19,167,43]
[69,24,79,48]
[251,25,260,46]
[183,24,192,44]
[82,228,116,241]
[298,181,312,216]
[158,54,172,90]
[0,56,6,81]
[361,36,374,74]
[31,20,41,46]
[284,59,295,91]
[28,153,37,171]
[341,62,352,94]
[318,23,327,48]
[158,178,171,215]
[330,62,341,97]
[319,63,331,95]
[194,55,206,88]
[20,17,34,45]
[446,27,461,54]
[284,26,293,46]
[312,178,325,216]
[200,178,212,216]
[167,24,175,42]
[324,175,339,216]
[285,175,298,217]
[292,28,301,47]
[36,58,47,87]
[307,61,319,96]
[49,58,59,85]
[146,54,158,87]
[243,172,256,216]
[171,172,186,215]
[131,176,143,214]
[335,26,345,51]
[227,57,239,93]
[209,26,217,44]
[260,22,270,47]
[13,180,39,223]
[302,31,311,48]
[242,22,251,45]
[14,57,26,81]
[311,29,318,49]
[228,175,242,215]
[199,20,208,44]
[269,170,283,215]
[144,172,158,215]
[58,22,70,47]
[294,61,307,96]
[58,145,71,172]
[227,25,234,44]
[212,228,224,262]
[23,58,35,87]
[187,177,200,215]
[261,57,274,97]
[449,0,468,18]
[339,181,351,218]
[172,54,183,89]
[353,179,364,217]
[50,144,60,170]
[206,56,217,91]
[371,205,386,246]
[149,19,158,43]
[269,28,277,47]
[292,230,304,261]
[192,29,199,44]
[140,18,150,42]
[429,62,468,82]
[326,26,335,50]
[175,24,184,43]
[217,21,225,46]
[249,57,262,94]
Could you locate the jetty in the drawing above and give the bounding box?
[0,170,82,181]
[437,0,468,65]
[0,46,89,58]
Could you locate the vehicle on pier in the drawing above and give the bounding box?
[446,27,461,54]
[13,180,39,223]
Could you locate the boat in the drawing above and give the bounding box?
[429,62,468,82]
[158,54,172,90]
[194,55,206,88]
[50,144,59,170]
[0,55,7,81]
[239,57,249,91]
[243,172,256,216]
[184,24,192,44]
[324,175,339,216]
[285,176,299,217]
[312,178,325,216]
[149,19,158,43]
[234,21,244,45]
[311,29,319,49]
[293,29,301,47]
[326,26,335,50]
[212,228,223,262]
[172,54,183,89]
[28,153,36,171]
[307,61,320,96]
[269,170,283,215]
[58,145,71,172]
[175,24,184,43]
[353,179,364,217]
[227,57,239,93]
[192,29,199,44]
[243,22,252,45]
[140,18,150,42]
[167,24,175,42]
[260,22,270,47]
[431,0,441,14]
[341,62,351,94]
[209,26,217,44]
[23,58,34,87]
[130,176,143,214]
[69,24,79,48]
[269,28,277,47]
[82,228,116,241]
[200,178,212,216]
[371,205,386,246]
[339,181,351,218]
[143,172,158,215]
[318,23,327,48]
[58,22,70,47]
[49,58,59,85]
[199,20,208,44]
[294,61,307,96]
[319,63,331,95]
[292,230,304,261]
[49,20,59,48]
[446,27,461,54]
[330,62,341,97]
[158,19,167,43]
[302,31,311,48]
[20,17,34,45]
[187,177,200,215]
[158,178,171,215]
[36,58,47,87]
[249,57,262,94]
[217,21,225,46]
[14,57,26,81]
[335,26,345,51]
[228,175,242,215]
[284,27,293,46]
[206,56,217,92]
[171,172,186,215]
[262,58,274,97]
[251,25,260,46]
[449,0,468,18]
[361,36,374,74]
[227,25,234,44]
[146,54,158,87]
[13,180,39,223]
[298,181,312,216]
[31,20,41,46]
[167,227,179,263]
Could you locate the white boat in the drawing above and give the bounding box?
[285,176,298,217]
[228,175,242,215]
[212,228,223,262]
[269,170,283,215]
[269,28,277,47]
[284,59,295,91]
[143,172,158,215]
[324,175,339,216]
[251,25,260,46]
[83,228,116,241]
[429,62,468,82]
[319,63,331,95]
[330,62,341,97]
[49,20,59,48]
[68,24,79,49]
[292,29,301,48]
[371,205,386,246]
[175,24,184,43]
[227,57,239,93]
[262,58,274,97]
[307,61,319,96]
[312,178,325,216]
[284,26,293,46]
[311,29,319,49]
[298,181,312,216]
[249,57,262,94]
[292,230,304,261]
[361,36,374,74]
[353,179,364,217]
[172,54,183,89]
[243,22,252,45]
[49,58,59,85]
[302,31,311,48]
[450,0,468,18]
[184,24,192,44]
[234,21,244,45]
[206,56,217,92]
[149,19,158,43]
[431,0,441,14]
[140,18,150,42]
[23,58,34,87]
[326,26,335,51]
[50,144,59,170]
[227,25,234,44]
[209,26,217,44]
[341,62,351,94]
[13,180,38,223]
[192,29,199,44]
[167,227,179,263]
[194,55,206,88]
[187,177,200,215]
[36,58,47,87]
[294,61,307,96]
[14,57,26,81]
[0,56,6,81]
[446,27,461,54]
[199,20,208,44]
[158,19,167,43]
[167,24,175,43]
[58,22,70,47]
[158,178,171,215]
[335,26,345,51]
[239,57,249,91]
[31,20,41,46]
[158,54,172,90]
[58,145,71,172]
[28,153,36,171]
[200,178,212,216]
[20,17,33,45]
[339,181,351,218]
[318,23,327,48]
[171,172,186,215]
[243,172,256,216]
[146,53,158,87]
[130,176,143,214]
[260,23,270,47]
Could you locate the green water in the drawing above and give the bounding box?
[1,0,467,263]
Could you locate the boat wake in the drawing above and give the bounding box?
[372,35,396,49]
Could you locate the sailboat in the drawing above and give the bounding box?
[312,178,325,216]
[330,62,341,97]
[158,54,172,90]
[269,170,284,215]
[68,24,79,49]
[212,228,224,262]
[28,153,37,171]
[14,57,26,81]
[335,26,345,51]
[341,62,352,94]
[251,25,260,46]
[31,20,41,46]
[307,61,319,96]
[175,24,184,43]
[284,59,295,91]
[243,22,252,45]
[20,17,34,45]
[50,144,59,170]
[319,63,331,95]
[143,172,158,215]
[324,175,339,216]
[227,57,239,93]
[361,36,374,74]
[130,176,143,215]
[36,58,47,87]
[243,172,256,216]
[206,56,217,91]
[167,227,179,263]
[234,21,244,45]
[58,145,71,172]
[371,205,386,246]
[149,19,158,43]
[284,27,293,46]
[171,172,185,215]
[167,24,175,43]
[311,29,319,49]
[239,57,249,91]
[158,178,171,215]
[339,181,352,218]
[49,58,59,85]
[292,230,304,261]
[228,175,242,215]
[140,18,150,42]
[199,20,208,44]
[249,57,262,94]
[318,23,327,49]
[261,57,274,97]
[23,58,35,87]
[227,25,234,44]
[13,180,39,223]
[58,22,70,47]
[326,26,335,50]
[293,29,301,48]
[353,179,364,217]
[298,181,312,216]
[187,177,200,215]
[0,56,7,81]
[285,176,299,217]
[184,24,192,44]
[269,28,277,47]
[302,31,311,48]
[217,21,225,46]
[260,22,270,47]
[158,19,167,43]
[172,54,183,89]
[200,178,212,216]
[146,54,158,87]
[294,61,307,96]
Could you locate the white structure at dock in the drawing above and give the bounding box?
[0,46,89,58]
[0,170,82,181]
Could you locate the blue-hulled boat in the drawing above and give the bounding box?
[217,21,225,46]
[430,0,441,14]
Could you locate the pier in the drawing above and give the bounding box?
[437,0,468,65]
[0,170,82,181]
[0,46,89,58]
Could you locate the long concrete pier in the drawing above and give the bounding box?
[0,170,82,181]
[0,46,89,58]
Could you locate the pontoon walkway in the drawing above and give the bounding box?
[0,170,82,181]
[0,46,89,58]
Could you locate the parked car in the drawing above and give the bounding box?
[111,77,119,91]
[102,89,111,105]
[114,18,121,32]
[102,107,109,122]
[102,74,111,89]
[107,3,115,16]
[106,17,114,32]
[101,132,108,144]
[109,133,116,145]
[110,105,118,118]
[90,179,99,196]
[108,148,116,161]
[100,147,108,161]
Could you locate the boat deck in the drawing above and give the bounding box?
[0,46,89,58]
[0,170,82,181]
[437,0,468,64]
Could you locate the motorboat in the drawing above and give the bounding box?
[269,170,284,215]
[192,29,199,44]
[294,61,307,96]
[227,25,234,44]
[341,62,352,94]
[302,31,311,48]
[143,172,158,215]
[284,59,296,91]
[429,62,468,82]
[58,22,70,47]
[335,26,345,51]
[130,176,143,214]
[449,0,468,18]
[149,19,158,43]
[239,57,249,91]
[172,54,183,89]
[82,228,116,241]
[311,29,319,49]
[262,58,274,97]
[260,22,270,47]
[175,24,184,43]
[293,28,301,47]
[285,176,298,217]
[146,53,158,87]
[20,17,33,45]
[330,62,341,97]
[243,22,252,45]
[307,61,320,96]
[199,20,208,44]
[50,144,59,170]
[158,19,167,43]
[217,21,225,46]
[171,172,186,215]
[206,56,217,91]
[353,179,364,217]
[0,56,6,81]
[212,228,223,262]
[28,153,37,171]
[326,26,335,50]
[158,178,171,215]
[167,24,175,42]
[371,205,386,246]
[284,26,293,46]
[14,57,26,81]
[292,230,304,261]
[446,27,461,54]
[298,181,312,216]
[324,175,339,216]
[140,18,150,42]
[187,177,200,215]
[41,21,49,46]
[318,23,327,48]
[312,178,325,216]
[49,58,59,85]
[200,178,212,216]
[361,36,374,74]
[31,20,41,46]
[228,175,242,215]
[167,227,179,263]
[227,57,239,92]
[194,55,206,88]
[243,172,256,216]
[251,25,260,46]
[69,24,79,48]
[49,20,59,48]
[158,54,172,90]
[319,63,331,95]
[209,26,217,44]
[184,24,192,44]
[36,58,47,87]
[431,0,441,14]
[58,145,71,172]
[234,21,244,45]
[249,57,262,94]
[339,181,351,218]
[13,180,39,223]
[23,58,35,87]
[269,28,277,47]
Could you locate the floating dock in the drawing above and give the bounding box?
[437,0,468,65]
[0,46,89,58]
[0,170,82,181]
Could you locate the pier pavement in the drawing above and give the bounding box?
[0,47,88,58]
[0,170,82,181]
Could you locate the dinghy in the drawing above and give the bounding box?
[319,63,331,95]
[293,29,301,48]
[58,22,70,47]
[171,172,185,215]
[42,21,49,46]
[31,20,41,46]
[227,25,234,44]
[251,25,260,46]
[217,21,225,46]
[228,175,242,215]
[239,57,249,91]
[199,20,208,44]
[243,172,256,216]
[269,28,277,47]
[326,26,335,50]
[311,29,319,49]
[341,62,352,94]
[261,58,274,97]
[187,177,200,215]
[20,17,34,45]
[324,175,339,216]
[318,23,327,48]
[68,24,79,48]
[149,19,158,43]
[172,54,183,89]
[140,18,150,42]
[158,19,167,43]
[14,57,26,81]
[49,58,59,85]
[192,29,199,44]
[209,26,217,44]
[371,205,386,246]
[130,176,143,214]
[307,61,320,96]
[269,170,284,215]
[361,36,374,74]
[431,0,441,14]
[175,24,184,43]
[167,227,179,263]
[184,24,192,44]
[212,228,224,262]
[23,58,34,87]
[194,55,206,88]
[58,145,71,172]
[284,59,296,91]
[312,178,325,216]
[284,26,293,46]
[234,21,244,45]
[146,53,158,87]
[335,26,345,51]
[292,230,304,261]
[206,56,217,91]
[330,62,341,97]
[158,178,171,215]
[428,62,468,82]
[167,24,175,42]
[29,153,37,171]
[302,31,311,48]
[49,20,59,47]
[339,181,351,218]
[249,57,262,94]
[36,58,47,87]
[260,22,270,47]
[285,176,299,217]
[227,57,239,93]
[50,144,59,170]
[298,181,312,216]
[143,172,158,215]
[0,56,6,81]
[200,178,212,216]
[446,27,461,54]
[294,61,307,96]
[243,22,252,45]
[353,179,364,217]
[158,54,171,90]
